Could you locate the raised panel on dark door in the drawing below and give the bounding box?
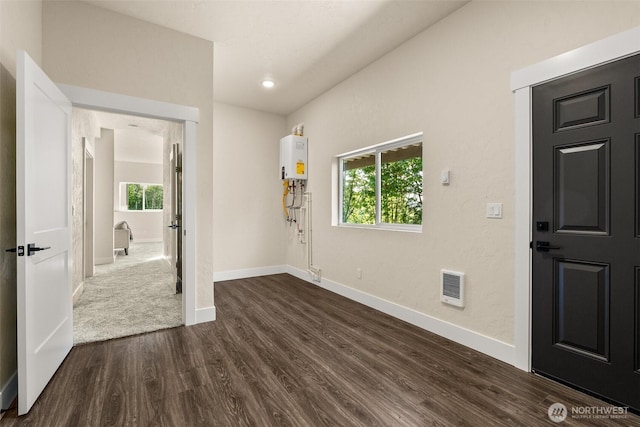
[554,86,610,132]
[532,53,640,412]
[636,268,640,374]
[636,77,640,118]
[636,134,640,237]
[553,260,609,361]
[554,140,609,234]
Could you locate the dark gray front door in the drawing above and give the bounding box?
[532,53,640,411]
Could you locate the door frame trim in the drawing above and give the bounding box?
[511,25,640,371]
[59,84,199,326]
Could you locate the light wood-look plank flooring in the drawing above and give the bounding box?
[2,274,639,426]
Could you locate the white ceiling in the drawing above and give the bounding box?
[82,0,469,115]
[113,128,164,165]
[93,110,174,164]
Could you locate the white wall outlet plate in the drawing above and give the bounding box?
[486,202,503,219]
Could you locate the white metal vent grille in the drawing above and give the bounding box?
[441,269,465,307]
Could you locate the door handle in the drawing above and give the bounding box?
[6,246,25,256]
[535,241,561,252]
[167,224,181,229]
[27,243,50,256]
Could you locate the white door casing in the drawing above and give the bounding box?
[511,26,640,371]
[16,50,73,415]
[57,83,199,326]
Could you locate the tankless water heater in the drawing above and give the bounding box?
[280,135,308,180]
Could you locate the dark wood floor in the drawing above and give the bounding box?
[2,273,639,426]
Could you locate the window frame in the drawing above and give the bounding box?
[119,182,164,212]
[337,132,423,232]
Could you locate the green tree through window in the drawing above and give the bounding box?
[127,183,144,210]
[342,163,376,224]
[126,183,163,211]
[340,134,422,228]
[381,153,422,225]
[145,185,164,210]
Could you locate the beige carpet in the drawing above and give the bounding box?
[73,242,182,345]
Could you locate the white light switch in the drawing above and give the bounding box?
[486,203,503,219]
[441,170,450,185]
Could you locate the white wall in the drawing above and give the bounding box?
[0,0,42,406]
[43,0,214,310]
[213,103,287,276]
[95,129,115,265]
[286,0,640,347]
[114,211,163,243]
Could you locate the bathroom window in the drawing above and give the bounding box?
[338,133,422,231]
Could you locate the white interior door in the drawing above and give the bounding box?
[16,50,73,415]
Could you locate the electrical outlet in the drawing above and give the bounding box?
[356,268,362,280]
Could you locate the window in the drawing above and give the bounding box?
[120,183,164,211]
[339,133,422,230]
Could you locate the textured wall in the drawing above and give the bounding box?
[213,102,287,273]
[71,108,99,298]
[43,1,214,309]
[286,1,640,345]
[0,0,42,403]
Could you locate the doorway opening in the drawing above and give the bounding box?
[74,110,184,344]
[58,82,198,327]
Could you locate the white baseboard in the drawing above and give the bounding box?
[286,266,515,367]
[213,265,286,282]
[72,281,85,305]
[196,306,216,323]
[0,371,17,411]
[132,238,162,243]
[95,255,115,265]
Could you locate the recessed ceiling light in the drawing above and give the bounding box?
[261,79,276,89]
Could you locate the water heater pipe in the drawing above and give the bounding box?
[305,192,321,281]
[282,180,290,220]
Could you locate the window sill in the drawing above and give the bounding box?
[336,223,422,233]
[115,209,163,213]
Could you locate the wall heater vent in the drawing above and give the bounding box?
[441,269,465,307]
